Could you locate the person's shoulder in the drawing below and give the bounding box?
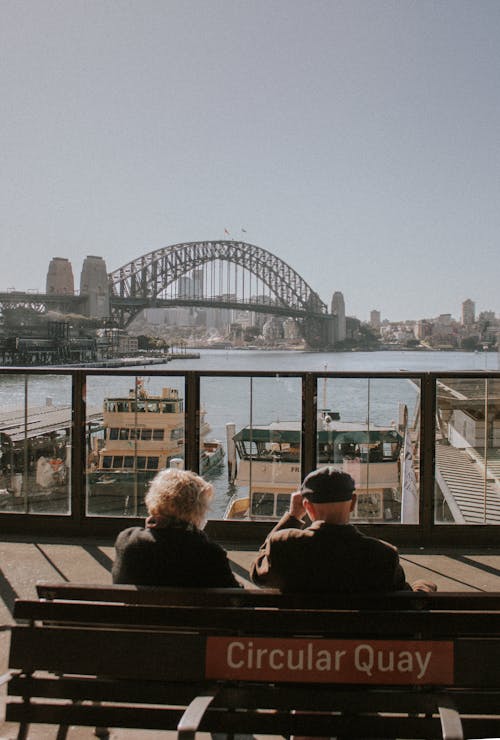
[201,532,230,557]
[269,524,312,544]
[353,527,399,556]
[114,526,149,547]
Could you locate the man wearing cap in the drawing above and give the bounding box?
[250,467,436,593]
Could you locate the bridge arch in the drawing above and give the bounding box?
[109,240,327,318]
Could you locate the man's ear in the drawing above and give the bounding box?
[349,493,357,512]
[303,498,316,519]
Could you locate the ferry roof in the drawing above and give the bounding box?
[234,421,402,444]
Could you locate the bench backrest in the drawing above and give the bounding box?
[9,582,500,690]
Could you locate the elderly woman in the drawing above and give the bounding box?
[112,468,240,587]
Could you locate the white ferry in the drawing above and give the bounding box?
[224,410,405,521]
[87,382,224,492]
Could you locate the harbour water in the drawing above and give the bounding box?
[0,350,498,518]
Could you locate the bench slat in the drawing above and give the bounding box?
[35,581,500,610]
[0,701,455,737]
[13,599,500,636]
[8,700,500,739]
[9,675,500,714]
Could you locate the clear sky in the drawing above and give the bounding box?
[2,0,499,323]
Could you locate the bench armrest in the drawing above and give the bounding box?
[439,703,463,740]
[177,691,219,740]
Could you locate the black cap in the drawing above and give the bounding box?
[301,467,355,503]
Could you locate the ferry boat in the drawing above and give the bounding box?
[224,410,405,521]
[87,381,224,493]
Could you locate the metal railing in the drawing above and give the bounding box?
[0,366,499,548]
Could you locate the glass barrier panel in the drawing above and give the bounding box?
[0,373,72,514]
[85,374,185,517]
[317,376,421,524]
[434,376,500,524]
[201,376,302,520]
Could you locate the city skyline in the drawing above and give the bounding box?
[11,250,497,327]
[2,1,500,320]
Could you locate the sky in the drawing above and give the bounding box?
[2,0,500,323]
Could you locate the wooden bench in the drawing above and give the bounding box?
[3,581,500,739]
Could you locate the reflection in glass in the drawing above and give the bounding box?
[435,377,500,524]
[202,376,302,520]
[317,377,421,524]
[0,373,72,514]
[86,376,185,517]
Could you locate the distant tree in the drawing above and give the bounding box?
[356,324,381,348]
[461,336,479,351]
[137,335,169,351]
[243,326,260,342]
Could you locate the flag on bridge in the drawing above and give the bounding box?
[224,228,230,236]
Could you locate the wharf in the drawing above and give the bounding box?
[65,352,200,368]
[1,535,500,738]
[0,403,102,443]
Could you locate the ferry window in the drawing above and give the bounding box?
[251,493,275,517]
[119,429,129,440]
[105,401,117,412]
[136,402,146,413]
[102,456,112,469]
[171,428,183,441]
[113,456,123,468]
[153,429,164,440]
[162,402,175,412]
[129,428,139,440]
[123,456,134,468]
[237,441,258,458]
[383,442,395,459]
[276,494,290,516]
[109,428,119,440]
[147,402,159,412]
[146,456,159,470]
[141,429,152,441]
[136,456,146,469]
[116,402,129,412]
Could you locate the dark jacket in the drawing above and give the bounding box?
[112,516,239,588]
[250,512,409,592]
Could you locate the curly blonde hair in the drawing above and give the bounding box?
[145,468,214,528]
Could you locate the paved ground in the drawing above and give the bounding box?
[1,536,500,738]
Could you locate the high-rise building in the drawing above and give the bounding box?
[192,269,204,299]
[330,291,346,342]
[370,310,381,330]
[462,299,475,326]
[80,256,110,318]
[178,276,193,298]
[46,257,74,295]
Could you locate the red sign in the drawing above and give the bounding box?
[206,637,454,685]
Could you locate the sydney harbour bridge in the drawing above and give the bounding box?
[0,241,338,348]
